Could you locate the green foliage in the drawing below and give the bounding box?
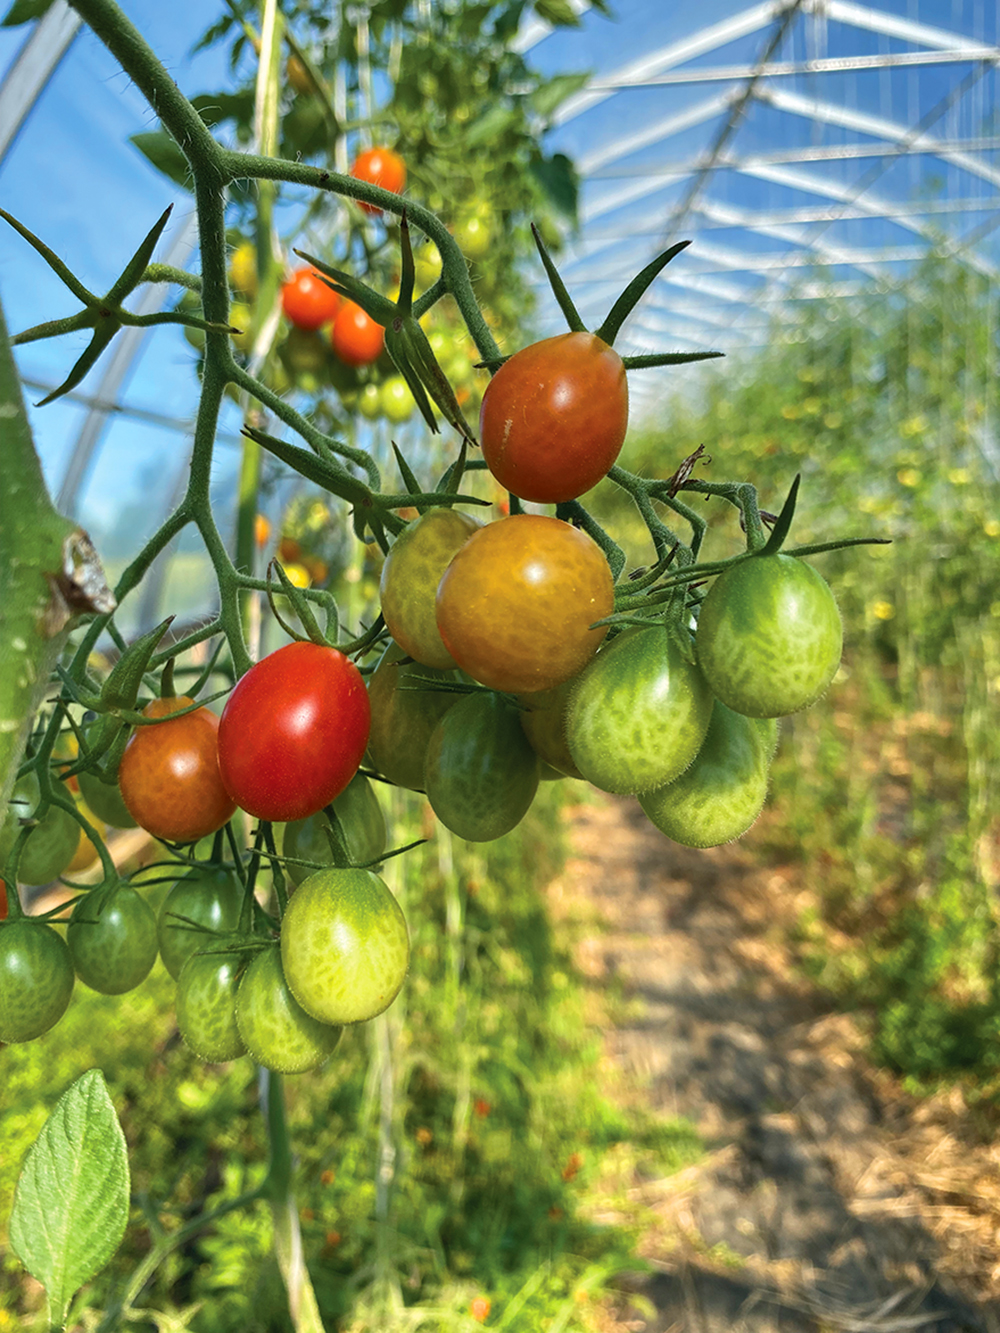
[10,1071,130,1329]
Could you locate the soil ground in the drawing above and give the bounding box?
[548,793,1000,1333]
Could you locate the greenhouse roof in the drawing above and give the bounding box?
[0,0,997,532]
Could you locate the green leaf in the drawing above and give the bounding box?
[1,0,54,26]
[529,71,590,120]
[530,152,578,219]
[464,104,520,150]
[10,1070,130,1329]
[129,131,193,192]
[533,0,582,26]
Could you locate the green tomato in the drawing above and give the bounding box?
[0,920,75,1043]
[366,645,460,791]
[176,950,247,1062]
[282,772,387,884]
[280,867,409,1025]
[454,206,493,260]
[77,768,137,830]
[379,375,416,423]
[357,382,382,420]
[379,508,482,668]
[0,774,80,886]
[566,626,714,795]
[68,882,159,994]
[229,301,254,353]
[158,866,244,980]
[236,946,342,1073]
[281,326,329,376]
[640,705,778,848]
[695,554,843,718]
[517,679,584,780]
[424,691,539,842]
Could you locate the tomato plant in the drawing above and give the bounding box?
[639,705,778,848]
[380,508,482,669]
[566,625,714,795]
[479,333,628,503]
[280,867,410,1025]
[282,772,387,883]
[218,642,370,823]
[176,950,247,1062]
[331,300,385,366]
[236,946,342,1073]
[695,554,843,717]
[0,920,74,1044]
[435,514,614,693]
[157,865,244,981]
[350,146,407,214]
[424,691,540,841]
[281,267,341,332]
[67,881,159,995]
[0,774,79,886]
[118,697,237,844]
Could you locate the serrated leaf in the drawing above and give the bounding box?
[1,0,54,26]
[529,71,590,120]
[534,0,581,26]
[10,1070,130,1328]
[129,131,193,192]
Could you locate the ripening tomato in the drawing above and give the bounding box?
[118,697,237,844]
[236,946,342,1073]
[351,146,407,214]
[281,267,341,332]
[639,705,778,848]
[331,301,384,367]
[695,554,843,718]
[566,625,714,795]
[217,642,371,823]
[0,920,75,1043]
[366,645,460,791]
[479,333,628,504]
[379,375,416,423]
[424,691,540,842]
[68,881,158,995]
[517,680,584,780]
[280,867,410,1024]
[380,508,482,668]
[435,514,614,694]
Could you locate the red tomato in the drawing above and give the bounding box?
[118,697,237,843]
[331,301,385,367]
[350,146,406,215]
[217,642,371,823]
[479,332,629,503]
[281,267,341,332]
[435,514,614,694]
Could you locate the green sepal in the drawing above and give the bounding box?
[99,617,174,712]
[622,351,724,370]
[105,205,173,306]
[391,443,421,495]
[241,427,373,509]
[384,313,477,444]
[595,240,692,348]
[760,474,801,557]
[264,560,329,648]
[37,321,119,407]
[530,223,586,332]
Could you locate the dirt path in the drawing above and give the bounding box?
[548,794,1000,1333]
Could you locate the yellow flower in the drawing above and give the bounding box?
[897,468,921,488]
[871,600,895,621]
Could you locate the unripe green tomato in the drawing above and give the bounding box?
[0,920,75,1043]
[236,946,342,1072]
[639,705,778,848]
[414,245,440,291]
[77,768,137,829]
[695,554,843,718]
[424,691,540,842]
[281,326,329,376]
[379,375,416,423]
[567,626,714,795]
[0,774,80,886]
[380,508,482,668]
[280,867,409,1025]
[158,866,244,980]
[454,210,493,260]
[366,645,460,791]
[229,301,254,353]
[68,882,159,994]
[517,679,584,780]
[176,950,247,1062]
[282,772,387,884]
[358,382,382,420]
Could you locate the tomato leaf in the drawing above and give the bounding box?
[10,1070,129,1329]
[533,0,582,27]
[129,131,193,191]
[530,151,578,219]
[1,0,54,25]
[529,71,591,120]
